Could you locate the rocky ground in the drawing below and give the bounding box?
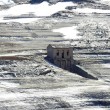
[0,0,110,110]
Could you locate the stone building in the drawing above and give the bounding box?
[47,44,73,70]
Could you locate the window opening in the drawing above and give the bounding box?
[56,50,59,56]
[67,50,69,56]
[62,50,64,58]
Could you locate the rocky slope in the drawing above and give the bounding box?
[2,0,110,5]
[0,0,110,110]
[0,0,109,5]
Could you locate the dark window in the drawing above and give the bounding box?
[67,50,69,56]
[62,50,64,58]
[56,50,59,56]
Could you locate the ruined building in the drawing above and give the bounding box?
[47,44,73,70]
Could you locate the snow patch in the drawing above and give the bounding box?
[0,92,26,100]
[97,0,110,5]
[0,1,76,23]
[0,81,19,88]
[0,2,69,18]
[74,7,110,13]
[0,18,41,23]
[81,108,106,110]
[0,1,110,23]
[0,0,14,5]
[53,26,82,40]
[0,51,35,57]
[102,64,110,68]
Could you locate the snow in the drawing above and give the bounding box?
[0,1,75,23]
[0,1,110,23]
[102,64,110,68]
[0,18,41,23]
[53,26,82,40]
[0,92,26,100]
[81,108,106,110]
[97,0,110,5]
[0,51,35,57]
[0,83,109,101]
[0,86,88,100]
[1,1,109,18]
[0,81,19,88]
[74,8,110,14]
[4,2,75,16]
[0,86,79,101]
[0,0,14,5]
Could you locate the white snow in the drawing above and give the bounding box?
[0,51,35,57]
[97,0,110,5]
[0,0,14,5]
[5,2,75,16]
[0,86,88,100]
[0,86,80,101]
[3,1,109,18]
[0,1,76,23]
[74,7,110,14]
[102,64,110,68]
[81,108,106,110]
[53,26,82,40]
[0,81,19,88]
[0,92,26,100]
[0,1,110,23]
[0,18,41,23]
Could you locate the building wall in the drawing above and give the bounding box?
[47,45,54,58]
[53,48,73,59]
[47,45,73,71]
[53,48,73,70]
[54,59,72,70]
